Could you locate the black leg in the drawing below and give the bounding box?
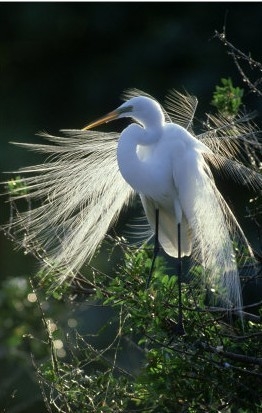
[173,222,185,336]
[146,208,159,289]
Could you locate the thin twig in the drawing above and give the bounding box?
[214,30,262,97]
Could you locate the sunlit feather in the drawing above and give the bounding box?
[4,89,261,310]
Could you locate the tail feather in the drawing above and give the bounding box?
[6,131,134,282]
[4,90,261,311]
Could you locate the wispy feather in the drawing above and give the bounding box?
[4,90,261,308]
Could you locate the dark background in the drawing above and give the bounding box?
[1,2,262,278]
[0,3,262,412]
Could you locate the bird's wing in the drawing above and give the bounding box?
[5,130,134,283]
[171,139,245,308]
[164,89,198,132]
[199,111,261,169]
[203,152,262,190]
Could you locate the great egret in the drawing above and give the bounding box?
[5,89,261,319]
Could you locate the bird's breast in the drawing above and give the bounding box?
[117,125,180,205]
[136,156,175,206]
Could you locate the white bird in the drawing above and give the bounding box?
[6,89,261,314]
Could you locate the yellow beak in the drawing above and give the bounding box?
[82,110,120,131]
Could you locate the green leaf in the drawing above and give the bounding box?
[211,77,244,116]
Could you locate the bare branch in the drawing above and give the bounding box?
[215,30,262,97]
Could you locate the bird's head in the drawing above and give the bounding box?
[83,95,165,130]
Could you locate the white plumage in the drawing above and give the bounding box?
[6,89,261,311]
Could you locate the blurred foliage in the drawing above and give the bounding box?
[211,77,243,116]
[0,276,67,412]
[36,245,262,413]
[2,78,262,411]
[1,3,262,413]
[6,176,29,197]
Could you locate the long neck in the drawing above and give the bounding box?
[117,123,159,193]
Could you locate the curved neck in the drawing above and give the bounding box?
[117,123,160,193]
